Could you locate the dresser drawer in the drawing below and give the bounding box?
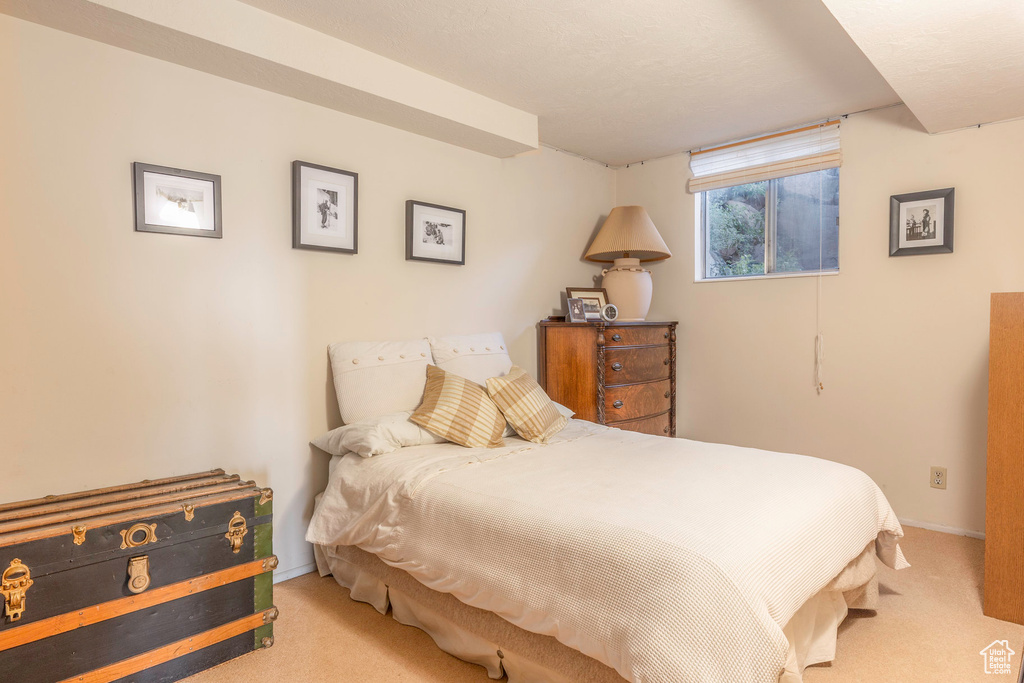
[605,346,670,385]
[605,326,671,347]
[604,379,671,421]
[609,411,672,437]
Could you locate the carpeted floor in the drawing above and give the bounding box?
[184,526,1024,682]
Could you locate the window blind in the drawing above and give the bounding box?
[687,121,841,194]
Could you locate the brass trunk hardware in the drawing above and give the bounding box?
[263,606,280,624]
[258,488,274,506]
[127,555,151,594]
[182,504,195,522]
[120,522,158,549]
[72,525,87,545]
[1,559,33,622]
[262,555,280,572]
[261,635,275,649]
[225,511,247,554]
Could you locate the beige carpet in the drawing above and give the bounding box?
[184,526,1024,682]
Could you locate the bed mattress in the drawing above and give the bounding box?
[308,419,907,683]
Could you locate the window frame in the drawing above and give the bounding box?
[694,171,840,283]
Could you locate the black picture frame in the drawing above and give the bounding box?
[565,287,609,321]
[889,187,955,257]
[292,160,358,254]
[406,200,466,265]
[133,162,222,238]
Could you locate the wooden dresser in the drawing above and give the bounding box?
[538,320,677,437]
[985,293,1024,625]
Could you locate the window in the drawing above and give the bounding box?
[701,168,839,279]
[689,121,841,281]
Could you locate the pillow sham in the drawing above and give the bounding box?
[311,411,446,458]
[486,366,568,444]
[428,332,513,386]
[411,365,506,449]
[328,339,433,424]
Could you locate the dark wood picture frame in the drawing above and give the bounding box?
[406,200,466,265]
[889,187,955,257]
[565,287,609,321]
[292,160,358,254]
[133,162,222,239]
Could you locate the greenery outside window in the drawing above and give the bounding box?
[700,168,839,280]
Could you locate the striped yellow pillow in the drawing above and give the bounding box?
[486,366,567,444]
[411,365,506,448]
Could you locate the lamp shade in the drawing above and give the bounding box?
[584,206,671,263]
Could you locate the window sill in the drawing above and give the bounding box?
[694,269,839,284]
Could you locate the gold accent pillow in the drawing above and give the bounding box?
[411,365,506,448]
[486,366,568,444]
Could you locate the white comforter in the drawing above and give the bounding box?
[307,420,907,683]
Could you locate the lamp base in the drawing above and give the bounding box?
[600,257,653,321]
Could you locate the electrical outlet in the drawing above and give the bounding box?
[930,466,947,490]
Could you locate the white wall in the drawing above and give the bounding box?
[0,16,614,576]
[618,104,1024,535]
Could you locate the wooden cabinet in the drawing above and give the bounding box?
[985,293,1024,625]
[538,320,677,437]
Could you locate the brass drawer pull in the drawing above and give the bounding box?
[1,559,33,622]
[663,426,669,434]
[613,400,624,409]
[226,511,248,554]
[612,362,623,371]
[127,555,151,594]
[120,523,158,549]
[664,331,669,339]
[665,391,671,398]
[611,334,621,342]
[663,358,670,365]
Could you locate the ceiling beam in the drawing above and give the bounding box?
[0,0,539,157]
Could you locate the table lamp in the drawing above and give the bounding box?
[584,206,671,321]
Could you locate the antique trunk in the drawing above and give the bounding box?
[0,469,277,683]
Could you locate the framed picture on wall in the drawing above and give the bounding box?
[406,200,466,265]
[565,287,609,321]
[889,187,955,257]
[133,162,222,238]
[293,160,358,253]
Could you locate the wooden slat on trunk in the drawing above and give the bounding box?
[0,470,226,514]
[57,610,273,683]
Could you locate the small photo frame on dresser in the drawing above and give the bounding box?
[565,287,608,321]
[567,298,587,323]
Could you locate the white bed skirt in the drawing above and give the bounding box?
[314,542,879,683]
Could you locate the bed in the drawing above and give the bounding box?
[307,333,908,683]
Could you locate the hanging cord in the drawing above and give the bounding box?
[814,129,825,394]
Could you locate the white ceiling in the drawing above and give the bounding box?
[821,0,1024,133]
[239,0,900,165]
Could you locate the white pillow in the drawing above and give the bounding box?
[311,411,445,457]
[429,333,512,386]
[328,339,433,424]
